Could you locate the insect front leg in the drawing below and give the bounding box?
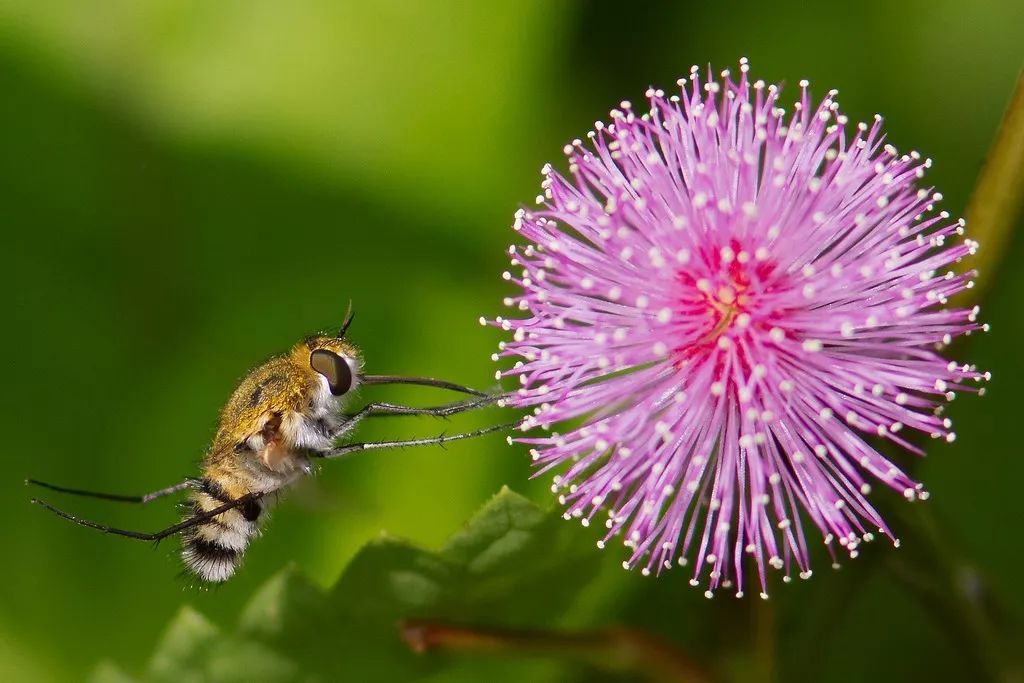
[327,394,503,441]
[318,421,517,460]
[354,393,502,419]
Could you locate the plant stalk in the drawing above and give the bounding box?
[400,619,714,683]
[964,70,1024,297]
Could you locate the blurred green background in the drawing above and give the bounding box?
[2,1,1022,681]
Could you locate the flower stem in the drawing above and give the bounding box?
[878,73,1024,681]
[903,72,1024,681]
[885,504,1024,683]
[965,70,1024,297]
[751,598,776,683]
[400,619,714,683]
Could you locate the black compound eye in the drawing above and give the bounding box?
[310,349,353,396]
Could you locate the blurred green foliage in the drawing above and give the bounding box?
[90,489,601,683]
[1,1,1022,681]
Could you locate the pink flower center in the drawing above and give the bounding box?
[671,243,783,363]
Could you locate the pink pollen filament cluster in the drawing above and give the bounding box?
[488,61,987,598]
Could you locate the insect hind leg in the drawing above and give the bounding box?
[25,478,197,504]
[30,492,267,542]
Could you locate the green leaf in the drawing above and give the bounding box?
[139,605,306,683]
[237,563,331,643]
[147,607,222,683]
[100,489,605,683]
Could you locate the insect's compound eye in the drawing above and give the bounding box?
[310,349,354,396]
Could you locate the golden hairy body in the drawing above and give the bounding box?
[183,335,360,582]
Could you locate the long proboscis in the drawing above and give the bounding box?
[361,374,489,397]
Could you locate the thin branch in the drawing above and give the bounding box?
[400,619,715,683]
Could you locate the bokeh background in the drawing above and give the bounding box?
[2,1,1022,681]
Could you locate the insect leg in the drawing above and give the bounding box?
[361,374,489,397]
[25,478,197,504]
[329,394,504,441]
[318,422,517,460]
[30,492,266,541]
[351,394,502,419]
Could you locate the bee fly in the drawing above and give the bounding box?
[28,309,510,583]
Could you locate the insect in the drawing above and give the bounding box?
[28,309,509,583]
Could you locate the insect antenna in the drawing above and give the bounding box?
[30,491,267,541]
[25,478,196,504]
[337,301,355,339]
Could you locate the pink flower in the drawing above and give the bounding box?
[490,61,988,598]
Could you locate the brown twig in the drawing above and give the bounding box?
[400,619,715,683]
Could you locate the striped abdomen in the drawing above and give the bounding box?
[181,479,262,583]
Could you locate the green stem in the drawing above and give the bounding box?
[964,70,1024,298]
[400,619,715,683]
[751,598,775,683]
[879,72,1024,682]
[885,504,1023,683]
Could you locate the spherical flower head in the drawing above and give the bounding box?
[489,61,988,598]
